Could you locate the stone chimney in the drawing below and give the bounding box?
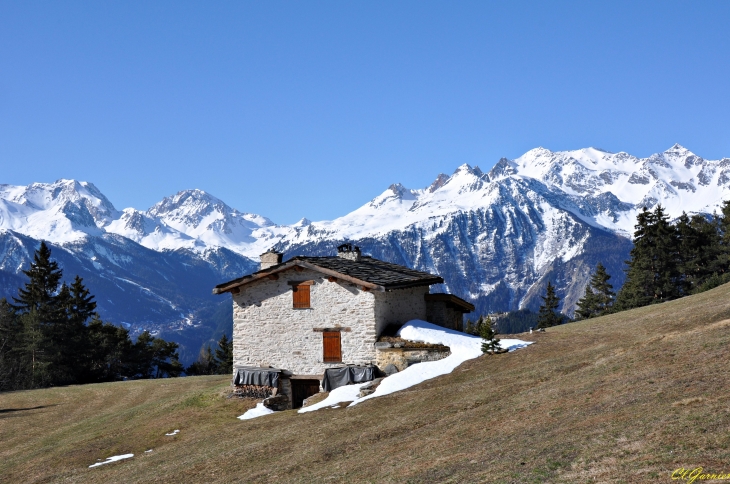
[259,249,283,270]
[337,243,361,262]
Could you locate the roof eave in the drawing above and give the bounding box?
[383,277,444,291]
[213,259,387,294]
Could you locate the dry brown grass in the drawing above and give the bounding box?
[2,282,730,483]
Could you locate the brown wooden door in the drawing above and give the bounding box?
[291,379,321,408]
[323,331,342,362]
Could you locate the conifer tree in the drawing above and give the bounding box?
[479,316,503,354]
[186,345,217,375]
[590,263,615,314]
[575,263,615,320]
[68,276,98,324]
[473,316,485,336]
[12,241,63,319]
[0,299,24,391]
[214,334,234,374]
[85,317,132,382]
[16,310,50,388]
[574,285,597,321]
[128,331,183,379]
[676,213,722,292]
[537,282,562,328]
[615,205,681,310]
[716,200,730,272]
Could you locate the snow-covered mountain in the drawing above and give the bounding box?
[0,180,116,242]
[1,144,727,353]
[509,144,730,235]
[266,144,730,316]
[106,189,287,256]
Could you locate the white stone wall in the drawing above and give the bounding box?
[232,269,378,376]
[373,287,429,335]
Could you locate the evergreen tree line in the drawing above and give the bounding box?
[0,242,184,392]
[493,309,540,334]
[185,334,233,375]
[576,202,730,319]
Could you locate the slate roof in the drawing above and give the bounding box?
[424,293,475,312]
[213,255,444,294]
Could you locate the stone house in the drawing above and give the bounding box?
[213,244,474,408]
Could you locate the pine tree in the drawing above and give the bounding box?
[213,334,234,374]
[0,299,25,391]
[16,310,50,388]
[615,205,681,310]
[576,263,616,320]
[591,263,615,314]
[716,200,730,272]
[8,242,70,385]
[537,282,562,328]
[85,317,132,382]
[676,213,722,292]
[479,316,503,354]
[68,276,98,324]
[129,331,183,379]
[186,345,217,375]
[12,241,63,318]
[474,316,485,336]
[574,284,598,321]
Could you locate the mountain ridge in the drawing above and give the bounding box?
[1,144,728,358]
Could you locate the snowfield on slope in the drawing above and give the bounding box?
[239,321,532,419]
[350,320,532,407]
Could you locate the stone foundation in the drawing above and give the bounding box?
[375,346,451,372]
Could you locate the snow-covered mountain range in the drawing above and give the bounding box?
[1,144,727,358]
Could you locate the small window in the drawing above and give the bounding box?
[292,283,310,309]
[322,331,342,362]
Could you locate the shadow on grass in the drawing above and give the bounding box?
[0,404,59,414]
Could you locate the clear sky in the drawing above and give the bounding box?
[1,1,729,224]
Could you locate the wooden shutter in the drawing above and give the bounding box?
[292,284,310,308]
[322,331,342,362]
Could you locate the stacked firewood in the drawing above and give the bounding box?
[234,384,275,399]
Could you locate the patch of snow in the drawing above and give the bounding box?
[297,382,369,413]
[238,402,275,420]
[88,453,134,468]
[350,320,531,406]
[145,449,153,453]
[165,429,179,436]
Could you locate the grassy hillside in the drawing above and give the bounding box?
[2,283,730,483]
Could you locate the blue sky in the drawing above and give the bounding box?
[1,1,729,224]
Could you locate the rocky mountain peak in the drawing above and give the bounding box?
[387,183,414,198]
[452,163,484,177]
[293,217,312,227]
[148,189,226,218]
[488,158,517,180]
[427,174,450,193]
[0,179,118,228]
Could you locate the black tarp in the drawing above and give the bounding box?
[233,367,280,388]
[322,365,375,392]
